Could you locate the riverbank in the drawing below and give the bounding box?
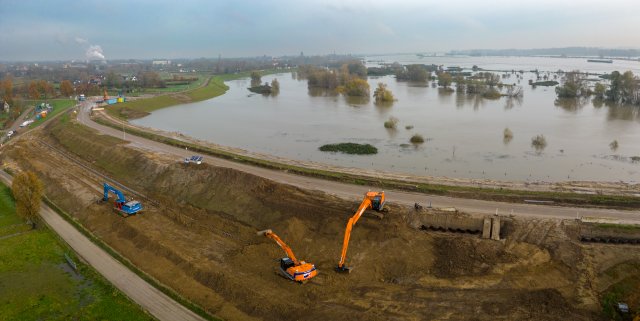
[92,110,640,209]
[106,69,288,120]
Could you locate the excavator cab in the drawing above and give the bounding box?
[257,229,318,283]
[280,257,295,271]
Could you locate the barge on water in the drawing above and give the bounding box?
[587,59,613,63]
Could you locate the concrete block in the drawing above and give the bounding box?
[482,218,492,239]
[491,216,501,240]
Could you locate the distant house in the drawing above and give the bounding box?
[0,100,9,113]
[152,60,171,65]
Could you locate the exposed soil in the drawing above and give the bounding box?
[2,117,638,320]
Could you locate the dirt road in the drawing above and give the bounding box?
[78,102,640,223]
[77,102,640,223]
[0,171,207,321]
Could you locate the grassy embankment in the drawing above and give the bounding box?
[39,113,221,321]
[0,182,153,321]
[27,99,76,128]
[106,69,285,120]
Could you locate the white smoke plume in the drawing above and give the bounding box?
[86,45,106,61]
[75,36,106,61]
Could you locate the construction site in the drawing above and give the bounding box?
[2,111,640,321]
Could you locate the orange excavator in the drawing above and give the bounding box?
[336,191,385,273]
[257,229,318,282]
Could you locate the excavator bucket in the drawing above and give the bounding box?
[256,229,273,236]
[335,265,351,273]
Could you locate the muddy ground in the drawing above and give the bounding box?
[1,116,639,320]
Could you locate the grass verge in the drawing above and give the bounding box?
[28,99,76,129]
[92,115,640,209]
[0,180,154,321]
[39,195,221,321]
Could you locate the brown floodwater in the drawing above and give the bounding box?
[133,56,640,183]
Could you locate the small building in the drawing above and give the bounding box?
[0,100,9,113]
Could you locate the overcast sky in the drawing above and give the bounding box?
[1,0,639,61]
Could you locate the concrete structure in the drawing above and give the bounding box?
[491,216,501,240]
[482,218,492,239]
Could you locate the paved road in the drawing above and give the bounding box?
[0,106,34,144]
[78,101,640,223]
[0,171,207,321]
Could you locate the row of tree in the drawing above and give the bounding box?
[556,70,640,105]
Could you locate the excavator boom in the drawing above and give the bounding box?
[257,229,317,282]
[257,229,299,265]
[336,191,385,272]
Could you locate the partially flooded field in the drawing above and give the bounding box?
[132,56,640,183]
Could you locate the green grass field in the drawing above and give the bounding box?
[106,69,286,120]
[0,182,154,321]
[28,99,76,129]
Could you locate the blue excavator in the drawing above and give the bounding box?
[102,182,143,216]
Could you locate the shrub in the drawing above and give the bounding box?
[503,128,513,143]
[373,83,395,103]
[410,134,425,144]
[609,140,619,151]
[319,143,377,155]
[384,116,399,129]
[482,88,502,99]
[531,135,547,152]
[405,125,414,130]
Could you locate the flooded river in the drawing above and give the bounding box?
[133,55,640,183]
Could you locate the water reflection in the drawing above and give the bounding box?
[554,97,589,113]
[605,102,640,121]
[307,87,338,97]
[345,95,370,105]
[504,96,523,110]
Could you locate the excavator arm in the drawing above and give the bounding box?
[257,229,300,265]
[336,198,371,271]
[103,183,126,204]
[336,191,385,273]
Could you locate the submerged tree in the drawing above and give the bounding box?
[503,128,513,144]
[531,135,547,153]
[373,83,394,103]
[270,78,280,96]
[593,83,606,99]
[437,72,453,89]
[11,171,44,229]
[555,71,587,98]
[250,71,262,87]
[606,71,638,105]
[338,78,370,97]
[383,116,399,129]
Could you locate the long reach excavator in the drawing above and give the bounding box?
[336,191,385,273]
[257,229,318,282]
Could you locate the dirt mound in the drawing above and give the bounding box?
[433,237,516,278]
